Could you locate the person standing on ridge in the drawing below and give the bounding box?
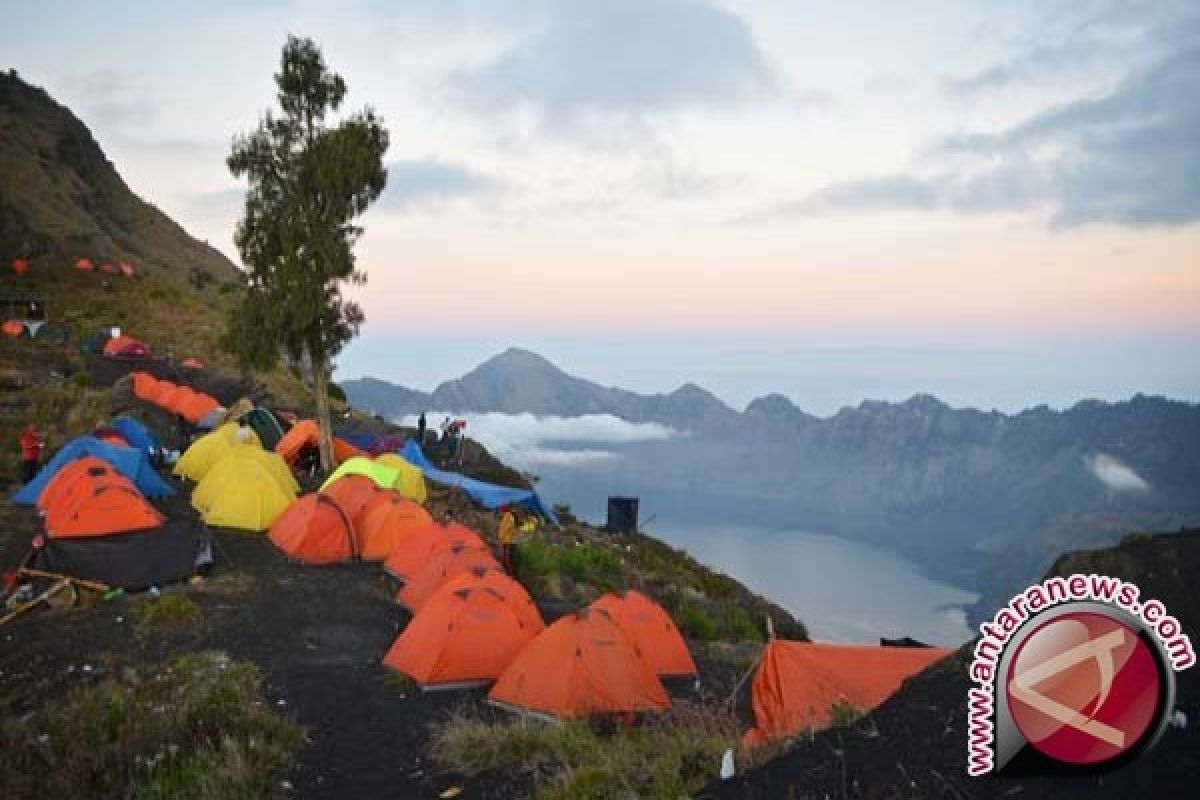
[496,506,516,575]
[19,424,45,484]
[416,411,427,446]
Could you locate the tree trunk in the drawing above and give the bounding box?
[311,346,335,475]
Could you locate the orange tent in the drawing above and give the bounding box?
[743,640,951,744]
[181,356,205,369]
[177,391,220,424]
[103,335,151,358]
[275,419,366,465]
[268,493,356,565]
[384,584,544,690]
[45,482,164,538]
[383,521,488,583]
[394,543,500,611]
[75,257,94,271]
[591,591,697,677]
[132,371,162,401]
[488,608,671,719]
[37,457,121,511]
[433,566,544,633]
[11,258,29,275]
[354,493,433,560]
[319,475,384,525]
[2,320,25,338]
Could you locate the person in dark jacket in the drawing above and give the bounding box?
[417,411,427,446]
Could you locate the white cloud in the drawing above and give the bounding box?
[1085,453,1150,492]
[398,411,675,469]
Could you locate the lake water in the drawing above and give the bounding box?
[651,520,978,647]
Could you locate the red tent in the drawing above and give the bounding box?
[75,257,94,271]
[103,335,152,358]
[11,258,29,275]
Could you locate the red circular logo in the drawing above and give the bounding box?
[1005,611,1163,765]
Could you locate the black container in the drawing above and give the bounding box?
[606,496,639,534]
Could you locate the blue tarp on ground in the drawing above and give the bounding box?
[112,416,159,454]
[14,436,176,505]
[401,441,558,524]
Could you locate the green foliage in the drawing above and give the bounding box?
[677,604,719,641]
[430,704,739,800]
[223,35,389,372]
[327,382,346,404]
[517,539,624,595]
[0,651,303,798]
[132,594,202,633]
[828,698,864,728]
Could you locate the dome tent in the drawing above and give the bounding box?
[268,493,357,565]
[384,584,544,690]
[382,522,488,583]
[174,423,261,483]
[320,474,385,527]
[192,448,297,531]
[488,608,671,720]
[14,436,174,505]
[354,492,433,561]
[373,453,427,504]
[590,591,697,678]
[394,543,501,612]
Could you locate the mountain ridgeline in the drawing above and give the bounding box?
[345,348,1200,621]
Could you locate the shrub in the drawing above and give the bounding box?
[0,651,303,798]
[430,702,739,800]
[717,605,763,642]
[132,594,201,633]
[677,604,718,641]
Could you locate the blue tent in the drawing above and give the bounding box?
[401,441,558,523]
[14,436,175,505]
[335,431,377,451]
[112,416,159,454]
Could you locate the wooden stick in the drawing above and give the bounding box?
[18,568,110,593]
[0,579,70,626]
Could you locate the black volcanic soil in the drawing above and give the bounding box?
[705,530,1200,800]
[0,493,529,799]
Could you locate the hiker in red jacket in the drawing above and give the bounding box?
[19,424,45,485]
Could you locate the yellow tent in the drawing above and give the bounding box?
[191,445,298,512]
[374,454,428,504]
[195,463,296,531]
[191,448,298,531]
[174,423,261,482]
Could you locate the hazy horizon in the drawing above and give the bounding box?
[338,334,1200,417]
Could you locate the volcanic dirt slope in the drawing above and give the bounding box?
[0,70,235,286]
[710,529,1200,800]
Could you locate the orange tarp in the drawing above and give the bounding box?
[488,608,671,719]
[744,640,952,744]
[384,584,545,689]
[354,493,433,561]
[37,457,120,511]
[268,494,356,565]
[177,392,220,424]
[382,522,488,583]
[275,419,366,465]
[394,543,500,612]
[320,475,383,526]
[131,372,161,400]
[591,591,697,677]
[45,483,164,539]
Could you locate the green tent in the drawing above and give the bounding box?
[239,408,286,451]
[320,456,401,493]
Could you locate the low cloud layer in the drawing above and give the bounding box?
[1085,453,1150,492]
[398,411,675,468]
